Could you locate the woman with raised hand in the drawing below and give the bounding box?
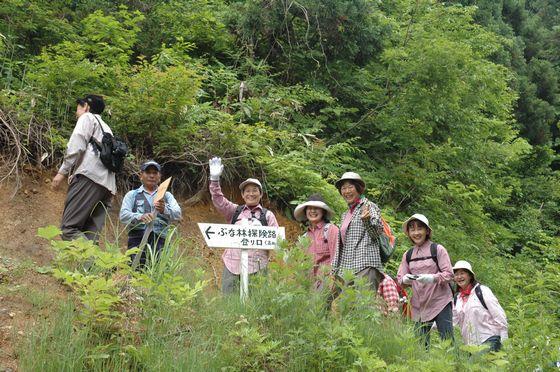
[293,194,339,288]
[208,157,279,294]
[397,214,454,348]
[452,260,508,352]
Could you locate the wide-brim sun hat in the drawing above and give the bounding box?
[239,178,263,193]
[402,213,431,235]
[335,172,366,192]
[452,260,476,280]
[294,200,334,222]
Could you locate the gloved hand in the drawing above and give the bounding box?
[402,274,416,285]
[417,274,436,284]
[209,157,223,181]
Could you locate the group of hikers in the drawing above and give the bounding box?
[52,94,508,354]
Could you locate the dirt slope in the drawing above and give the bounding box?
[0,170,300,371]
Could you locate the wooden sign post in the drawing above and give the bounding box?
[198,223,285,301]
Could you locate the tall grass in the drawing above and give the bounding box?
[20,230,557,371]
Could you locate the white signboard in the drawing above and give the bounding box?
[198,222,285,301]
[198,223,285,249]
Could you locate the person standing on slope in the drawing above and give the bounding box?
[52,95,115,242]
[452,260,508,352]
[208,157,279,294]
[293,194,339,289]
[397,214,454,348]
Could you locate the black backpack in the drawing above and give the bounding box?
[231,205,268,226]
[90,115,128,173]
[453,284,488,310]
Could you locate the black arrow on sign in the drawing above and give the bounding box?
[205,226,215,240]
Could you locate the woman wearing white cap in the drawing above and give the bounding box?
[330,172,385,292]
[452,260,508,352]
[208,157,279,294]
[397,214,454,348]
[294,194,339,285]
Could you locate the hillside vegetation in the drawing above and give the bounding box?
[1,0,559,370]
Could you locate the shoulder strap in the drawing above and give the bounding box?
[92,114,107,136]
[430,243,441,272]
[259,207,268,226]
[475,284,488,310]
[230,205,268,225]
[230,205,245,224]
[405,248,414,264]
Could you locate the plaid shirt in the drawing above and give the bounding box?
[377,274,400,315]
[332,197,383,275]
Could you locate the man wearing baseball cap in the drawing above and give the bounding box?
[120,160,182,267]
[208,157,279,294]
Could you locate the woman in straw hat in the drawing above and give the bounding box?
[294,194,339,285]
[397,214,454,348]
[452,260,508,352]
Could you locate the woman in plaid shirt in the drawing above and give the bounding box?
[331,172,385,291]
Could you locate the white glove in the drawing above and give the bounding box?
[402,274,416,285]
[417,274,436,284]
[209,157,223,181]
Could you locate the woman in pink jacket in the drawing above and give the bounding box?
[293,194,339,287]
[397,213,454,348]
[452,260,508,352]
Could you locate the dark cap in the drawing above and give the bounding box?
[140,160,161,172]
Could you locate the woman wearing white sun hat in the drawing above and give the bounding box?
[397,213,454,348]
[294,194,339,282]
[452,260,508,352]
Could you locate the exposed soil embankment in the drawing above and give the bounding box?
[0,170,300,371]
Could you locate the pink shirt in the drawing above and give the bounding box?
[339,210,353,242]
[305,222,339,276]
[453,284,508,345]
[209,181,278,275]
[397,240,453,322]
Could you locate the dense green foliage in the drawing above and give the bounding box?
[1,0,560,369]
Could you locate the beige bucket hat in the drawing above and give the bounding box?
[239,178,263,194]
[452,260,476,280]
[335,172,366,192]
[402,213,431,235]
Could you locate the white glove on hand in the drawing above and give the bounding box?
[402,274,416,285]
[417,274,436,284]
[209,157,223,181]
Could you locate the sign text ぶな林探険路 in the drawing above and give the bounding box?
[198,223,285,250]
